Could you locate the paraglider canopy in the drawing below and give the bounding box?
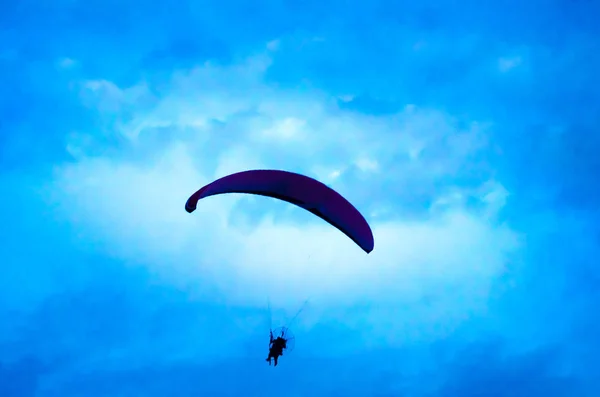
[185,169,374,253]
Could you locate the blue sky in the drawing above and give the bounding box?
[1,0,599,395]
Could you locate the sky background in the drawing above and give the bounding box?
[1,0,599,395]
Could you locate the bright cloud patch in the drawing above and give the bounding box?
[498,56,523,72]
[46,50,520,347]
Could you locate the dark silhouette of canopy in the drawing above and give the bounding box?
[185,169,374,253]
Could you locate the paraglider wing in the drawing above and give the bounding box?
[185,169,374,253]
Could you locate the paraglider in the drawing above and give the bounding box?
[266,327,295,367]
[185,169,374,366]
[263,300,303,368]
[185,169,374,253]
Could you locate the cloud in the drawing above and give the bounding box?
[432,341,582,397]
[0,356,46,397]
[2,0,600,395]
[498,56,522,73]
[40,50,521,349]
[4,322,581,397]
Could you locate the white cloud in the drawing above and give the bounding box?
[266,39,280,51]
[338,94,355,102]
[259,116,307,140]
[47,48,520,348]
[355,157,379,172]
[57,57,77,69]
[498,56,522,72]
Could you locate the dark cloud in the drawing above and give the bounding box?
[1,323,587,396]
[432,342,582,397]
[0,356,46,397]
